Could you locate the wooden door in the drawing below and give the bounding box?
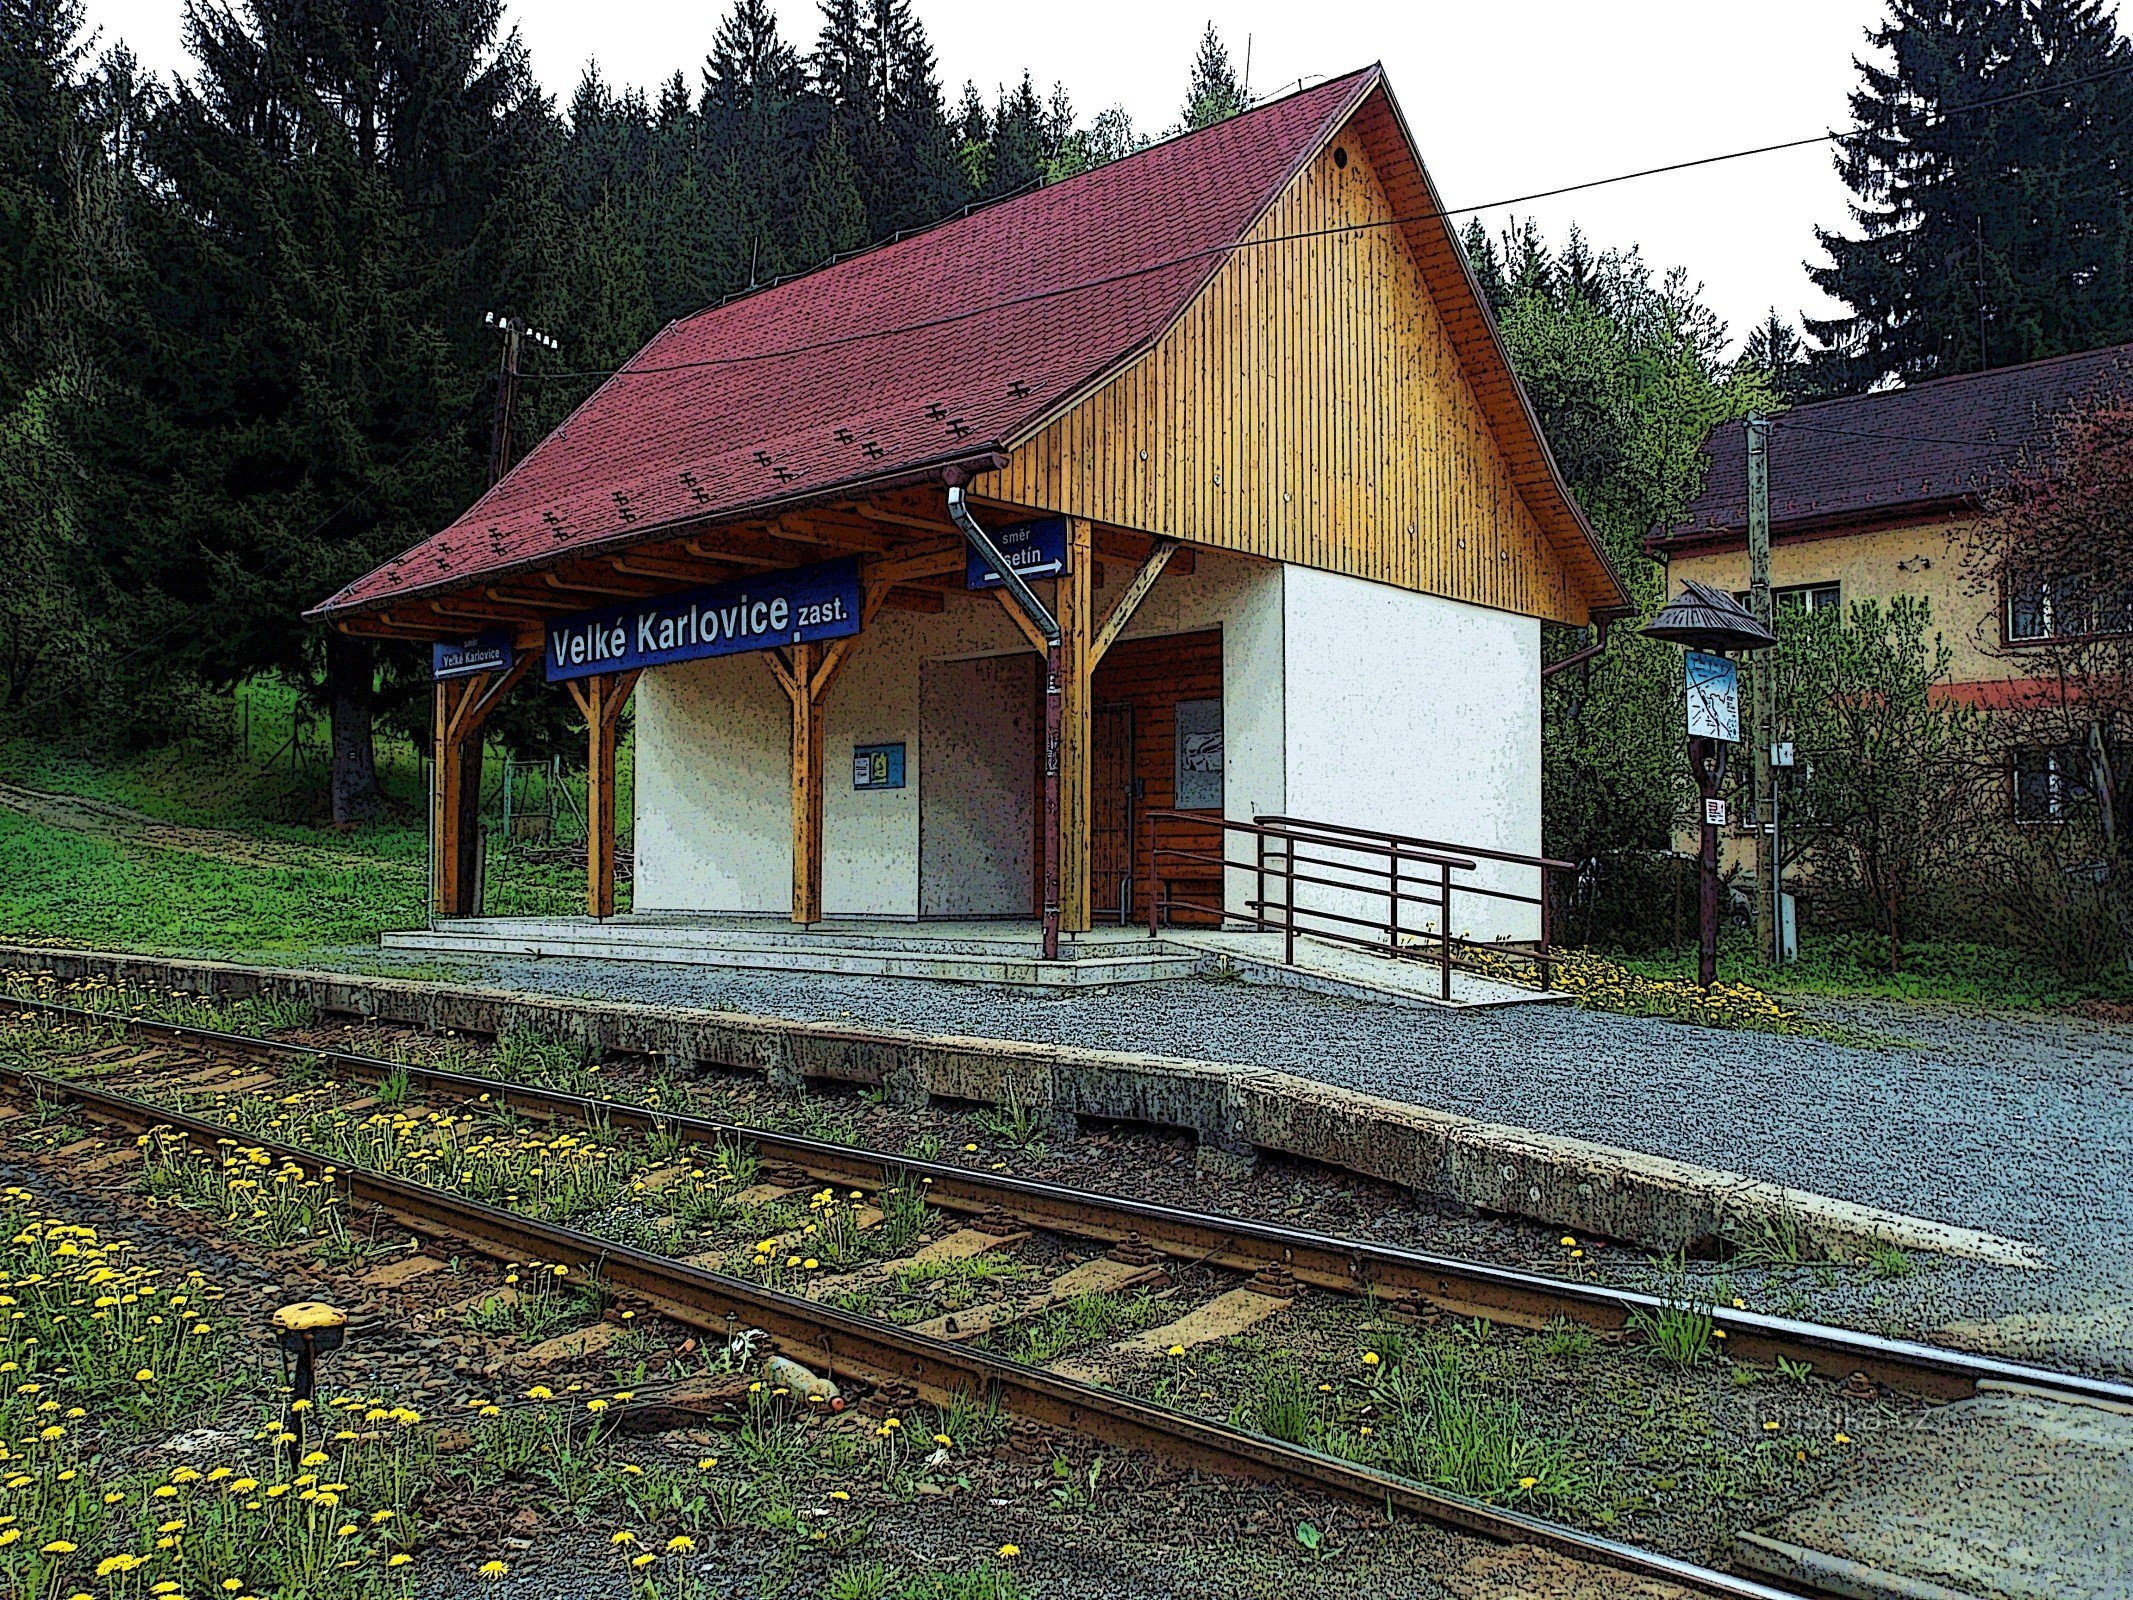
[1090,629,1224,924]
[1091,703,1135,922]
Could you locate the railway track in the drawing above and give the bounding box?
[4,995,2125,1600]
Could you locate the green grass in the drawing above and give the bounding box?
[0,809,425,951]
[0,695,623,953]
[1613,928,2133,1010]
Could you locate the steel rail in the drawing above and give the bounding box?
[0,1060,1811,1600]
[10,996,2131,1414]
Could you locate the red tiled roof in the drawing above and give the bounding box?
[1660,342,2133,548]
[312,70,1380,618]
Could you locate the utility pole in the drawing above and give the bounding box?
[1746,414,1775,964]
[485,312,556,485]
[442,312,557,920]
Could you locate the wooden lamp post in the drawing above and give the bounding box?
[1643,581,1777,988]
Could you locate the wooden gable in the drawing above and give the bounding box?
[980,88,1621,627]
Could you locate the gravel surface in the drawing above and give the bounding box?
[333,950,2133,1376]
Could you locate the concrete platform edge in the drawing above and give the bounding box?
[0,945,2037,1267]
[1733,1532,1993,1600]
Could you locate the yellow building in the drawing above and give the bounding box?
[1653,343,2133,838]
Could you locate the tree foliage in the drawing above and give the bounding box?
[1773,597,1986,973]
[1809,0,2133,392]
[1465,221,1774,922]
[0,0,1178,819]
[1180,22,1246,130]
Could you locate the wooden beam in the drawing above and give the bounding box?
[881,586,944,613]
[859,537,965,590]
[611,553,729,582]
[848,499,954,536]
[679,537,785,569]
[342,615,452,641]
[570,671,639,918]
[428,597,546,628]
[541,570,643,600]
[993,588,1051,655]
[1058,517,1094,932]
[431,654,532,917]
[1090,538,1178,669]
[773,641,827,925]
[1094,526,1195,576]
[767,513,893,553]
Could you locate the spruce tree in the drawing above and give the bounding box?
[1809,0,2133,390]
[74,0,550,818]
[1180,22,1246,130]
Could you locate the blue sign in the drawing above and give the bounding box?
[545,557,861,684]
[965,517,1069,590]
[852,743,905,791]
[433,631,514,681]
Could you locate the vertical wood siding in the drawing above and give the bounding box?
[985,132,1581,625]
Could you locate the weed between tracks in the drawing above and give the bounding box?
[0,1183,431,1600]
[0,985,1937,1588]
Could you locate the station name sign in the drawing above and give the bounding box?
[966,517,1068,590]
[545,556,862,684]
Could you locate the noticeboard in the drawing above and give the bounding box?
[1174,698,1223,810]
[852,743,905,791]
[1685,651,1740,743]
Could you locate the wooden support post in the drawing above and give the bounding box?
[430,656,531,917]
[432,679,469,917]
[566,670,640,919]
[784,643,826,925]
[1057,517,1094,933]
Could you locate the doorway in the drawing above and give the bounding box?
[918,654,1039,917]
[1091,703,1135,922]
[1089,628,1223,923]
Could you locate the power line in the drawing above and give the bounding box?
[1773,416,2004,449]
[526,59,2133,388]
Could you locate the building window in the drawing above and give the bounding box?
[2007,574,2133,643]
[1777,582,1842,615]
[2011,745,2094,823]
[1734,582,1841,616]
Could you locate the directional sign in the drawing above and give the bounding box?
[965,517,1069,589]
[432,631,514,681]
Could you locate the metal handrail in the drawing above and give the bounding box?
[1256,812,1568,978]
[1144,810,1565,997]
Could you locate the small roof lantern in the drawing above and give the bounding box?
[1642,579,1778,654]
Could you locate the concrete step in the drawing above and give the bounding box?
[381,927,1207,989]
[1736,1383,2133,1600]
[424,917,1160,960]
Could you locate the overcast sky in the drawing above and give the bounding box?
[78,0,1941,350]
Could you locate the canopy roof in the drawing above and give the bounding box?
[315,67,1619,623]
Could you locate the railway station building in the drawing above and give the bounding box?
[310,67,1626,983]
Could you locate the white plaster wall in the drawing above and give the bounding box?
[633,650,792,913]
[1280,566,1542,943]
[631,545,1288,920]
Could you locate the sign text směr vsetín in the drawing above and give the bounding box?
[544,556,861,683]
